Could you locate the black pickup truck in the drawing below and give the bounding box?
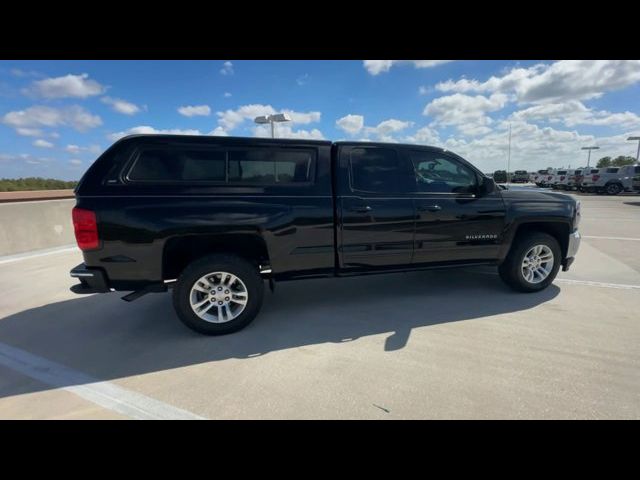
[70,135,581,335]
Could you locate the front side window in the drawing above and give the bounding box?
[606,168,619,174]
[408,150,477,194]
[349,147,414,193]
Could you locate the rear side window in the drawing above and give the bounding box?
[350,147,414,193]
[575,170,582,175]
[634,166,640,174]
[127,146,313,184]
[606,168,619,173]
[591,169,599,174]
[228,149,312,184]
[128,148,226,182]
[557,170,567,175]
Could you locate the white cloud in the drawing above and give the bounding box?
[363,60,452,75]
[10,68,40,78]
[372,119,413,135]
[511,100,640,129]
[337,115,413,141]
[24,73,105,99]
[404,126,441,145]
[282,110,321,124]
[33,139,54,148]
[216,104,321,133]
[252,124,325,140]
[224,92,232,98]
[108,125,229,141]
[336,114,364,135]
[297,74,310,86]
[418,86,430,95]
[220,61,234,75]
[2,105,102,132]
[101,97,141,115]
[424,93,508,136]
[69,159,83,166]
[436,60,640,104]
[178,105,211,117]
[15,127,44,137]
[65,144,102,154]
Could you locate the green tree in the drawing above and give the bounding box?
[611,156,636,167]
[596,156,612,168]
[0,177,78,192]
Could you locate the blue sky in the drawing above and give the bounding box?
[1,60,639,179]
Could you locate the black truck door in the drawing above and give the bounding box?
[337,145,416,270]
[406,148,506,265]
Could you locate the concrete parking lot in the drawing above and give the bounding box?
[1,190,639,419]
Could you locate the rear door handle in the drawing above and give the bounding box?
[349,205,372,213]
[418,205,442,212]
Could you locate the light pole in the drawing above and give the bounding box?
[254,113,292,138]
[628,136,640,163]
[506,123,512,184]
[581,146,599,168]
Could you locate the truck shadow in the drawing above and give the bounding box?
[0,268,559,400]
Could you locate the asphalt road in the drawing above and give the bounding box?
[1,190,639,419]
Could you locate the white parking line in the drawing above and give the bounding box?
[464,269,640,290]
[555,278,640,290]
[0,245,78,265]
[582,235,640,242]
[0,342,205,420]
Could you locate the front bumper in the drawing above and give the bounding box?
[562,230,581,271]
[70,263,111,294]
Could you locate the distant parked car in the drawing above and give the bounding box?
[555,169,584,190]
[580,165,639,195]
[512,170,529,183]
[493,170,508,183]
[550,170,569,190]
[577,168,599,191]
[536,169,555,188]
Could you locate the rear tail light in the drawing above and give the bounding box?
[548,176,552,180]
[592,175,600,182]
[560,176,566,181]
[72,207,99,251]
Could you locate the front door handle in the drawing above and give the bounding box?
[349,205,372,213]
[418,205,442,212]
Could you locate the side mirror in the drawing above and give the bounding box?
[478,176,496,196]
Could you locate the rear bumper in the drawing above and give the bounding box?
[70,263,111,294]
[562,230,581,271]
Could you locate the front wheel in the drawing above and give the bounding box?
[499,232,561,293]
[172,254,264,335]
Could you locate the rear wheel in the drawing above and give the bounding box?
[499,232,561,293]
[605,182,622,195]
[172,254,264,335]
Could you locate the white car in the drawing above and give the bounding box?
[580,165,640,195]
[532,169,554,187]
[550,169,571,189]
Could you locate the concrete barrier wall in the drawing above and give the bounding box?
[0,199,76,256]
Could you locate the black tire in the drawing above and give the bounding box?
[498,232,561,293]
[605,182,622,196]
[172,254,264,335]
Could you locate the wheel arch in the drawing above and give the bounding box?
[162,233,270,280]
[501,220,571,262]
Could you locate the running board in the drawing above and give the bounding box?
[121,284,167,302]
